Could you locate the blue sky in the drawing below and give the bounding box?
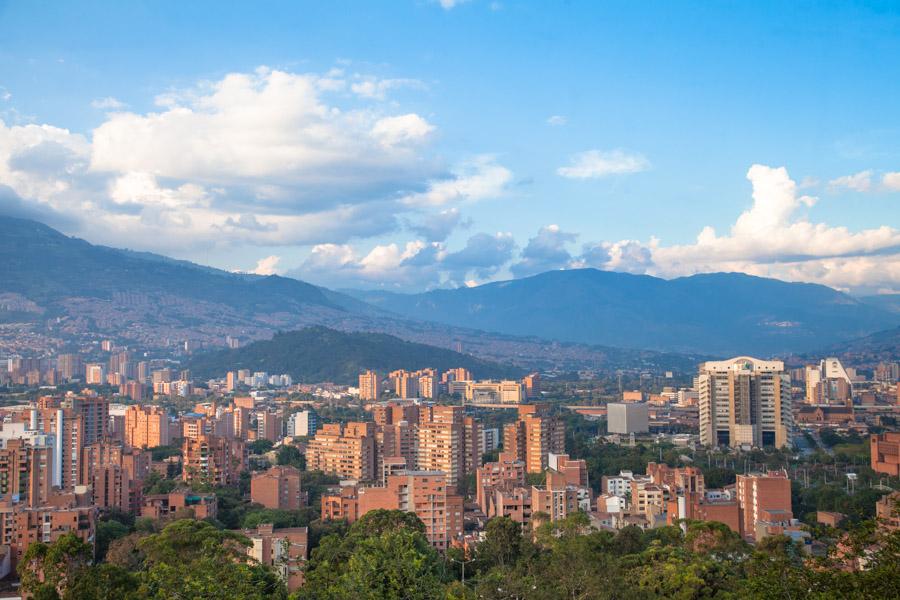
[0,1,898,293]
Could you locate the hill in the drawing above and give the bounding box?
[860,294,900,315]
[184,326,522,384]
[0,216,707,373]
[0,215,338,312]
[348,269,899,355]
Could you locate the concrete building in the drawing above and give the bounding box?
[503,404,565,474]
[417,406,465,487]
[871,432,900,477]
[736,471,793,542]
[306,422,377,481]
[322,471,464,550]
[358,370,381,401]
[240,524,308,593]
[124,405,171,449]
[698,357,792,449]
[286,410,317,438]
[182,435,247,486]
[607,402,649,434]
[251,465,304,510]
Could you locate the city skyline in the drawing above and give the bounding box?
[1,2,899,293]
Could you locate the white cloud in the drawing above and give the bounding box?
[557,149,649,179]
[371,113,435,148]
[251,255,282,275]
[0,67,513,255]
[828,170,872,192]
[90,97,127,110]
[400,155,512,207]
[882,172,900,191]
[350,77,425,100]
[290,231,514,290]
[547,115,567,126]
[575,164,900,293]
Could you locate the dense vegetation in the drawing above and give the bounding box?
[25,508,900,599]
[185,326,522,383]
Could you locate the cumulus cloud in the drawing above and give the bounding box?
[547,115,567,126]
[572,164,900,293]
[250,255,281,275]
[557,149,650,179]
[510,224,578,278]
[400,155,512,207]
[0,67,514,256]
[289,231,514,289]
[828,170,872,193]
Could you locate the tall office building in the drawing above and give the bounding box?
[698,357,792,449]
[358,370,381,401]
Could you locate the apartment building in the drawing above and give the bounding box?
[736,471,793,542]
[124,405,171,449]
[182,435,247,486]
[306,422,377,481]
[358,370,381,401]
[251,465,304,510]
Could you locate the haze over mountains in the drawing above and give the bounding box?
[1,215,897,366]
[348,269,898,355]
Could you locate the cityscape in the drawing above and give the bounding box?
[1,2,899,599]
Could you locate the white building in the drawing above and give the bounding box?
[698,357,792,449]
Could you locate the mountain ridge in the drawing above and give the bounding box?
[345,268,898,355]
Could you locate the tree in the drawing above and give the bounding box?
[96,519,131,560]
[18,533,93,600]
[249,439,275,455]
[476,517,524,571]
[276,445,305,470]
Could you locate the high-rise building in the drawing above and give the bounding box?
[522,372,541,398]
[124,405,171,449]
[306,422,376,481]
[256,411,283,442]
[251,465,305,510]
[85,363,106,385]
[417,406,465,487]
[182,435,247,486]
[56,354,82,381]
[226,371,237,392]
[698,357,792,449]
[286,411,317,438]
[358,370,381,401]
[805,357,852,405]
[441,368,472,384]
[503,404,565,473]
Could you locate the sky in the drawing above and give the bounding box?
[0,0,899,294]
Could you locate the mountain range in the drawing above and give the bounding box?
[348,269,898,355]
[0,215,897,368]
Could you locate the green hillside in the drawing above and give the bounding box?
[185,326,523,384]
